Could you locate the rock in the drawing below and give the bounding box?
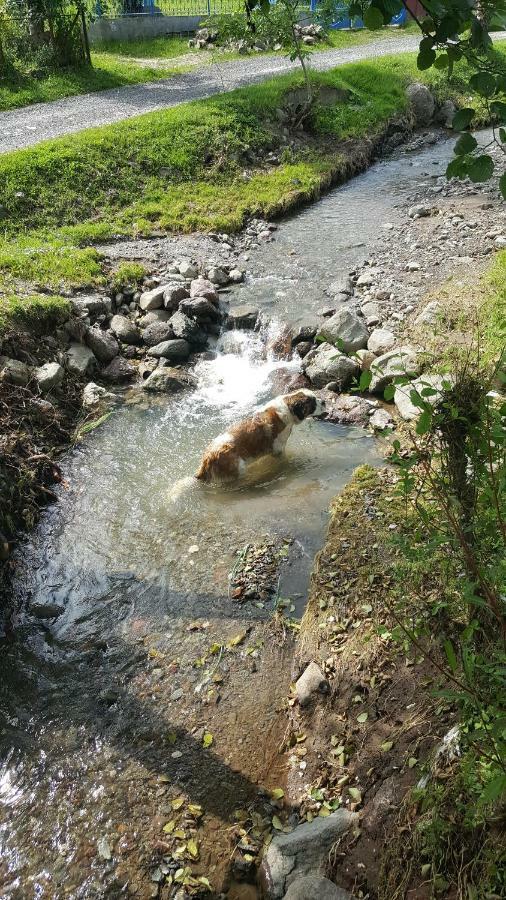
[179,297,221,321]
[296,341,313,359]
[139,286,166,311]
[169,310,207,345]
[406,261,420,272]
[142,321,175,347]
[367,328,395,355]
[415,301,443,327]
[178,260,198,279]
[369,408,393,430]
[0,356,31,385]
[85,327,119,363]
[435,99,456,128]
[207,266,229,286]
[138,310,171,328]
[295,662,328,706]
[142,367,197,393]
[328,275,353,296]
[394,374,449,421]
[356,349,376,371]
[283,875,353,900]
[189,278,219,303]
[82,382,118,408]
[317,308,368,354]
[229,268,245,283]
[406,82,435,126]
[369,346,421,393]
[292,321,318,345]
[303,343,359,390]
[35,361,64,392]
[71,295,111,319]
[268,369,310,394]
[101,356,136,383]
[110,315,141,345]
[259,810,356,899]
[147,339,190,361]
[66,343,97,376]
[356,272,375,287]
[30,600,64,619]
[97,837,113,861]
[163,284,190,311]
[408,203,431,219]
[361,301,381,327]
[228,305,259,330]
[323,393,373,427]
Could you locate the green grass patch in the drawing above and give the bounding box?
[90,35,190,59]
[484,250,506,362]
[0,291,70,334]
[0,236,104,290]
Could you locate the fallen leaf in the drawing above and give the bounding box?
[271,788,284,800]
[408,757,418,768]
[272,815,283,830]
[188,803,203,817]
[203,732,213,749]
[171,797,185,810]
[357,712,368,724]
[167,732,177,745]
[380,741,394,752]
[163,821,175,834]
[348,787,362,802]
[228,631,247,648]
[187,838,199,859]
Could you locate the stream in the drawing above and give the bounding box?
[0,131,466,900]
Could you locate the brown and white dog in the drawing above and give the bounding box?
[195,389,324,483]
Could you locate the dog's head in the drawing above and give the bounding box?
[284,389,325,422]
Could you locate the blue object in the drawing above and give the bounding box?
[309,1,407,29]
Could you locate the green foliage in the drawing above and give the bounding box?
[109,261,146,293]
[1,0,87,75]
[0,291,70,334]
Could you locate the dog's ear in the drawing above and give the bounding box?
[290,392,317,421]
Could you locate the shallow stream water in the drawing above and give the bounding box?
[0,131,464,899]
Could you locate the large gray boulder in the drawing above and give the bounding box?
[85,326,119,363]
[369,346,421,393]
[142,367,197,393]
[101,356,136,383]
[303,343,359,390]
[189,278,219,303]
[169,311,206,345]
[110,314,141,345]
[147,339,190,361]
[406,82,435,126]
[66,343,97,376]
[228,305,259,330]
[394,374,449,421]
[283,875,353,900]
[142,321,175,347]
[163,284,190,311]
[71,295,111,319]
[367,328,395,356]
[180,297,221,321]
[0,356,31,385]
[35,362,64,392]
[317,308,368,354]
[139,285,166,311]
[260,810,357,898]
[138,310,171,329]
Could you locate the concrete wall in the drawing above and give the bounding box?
[88,15,203,44]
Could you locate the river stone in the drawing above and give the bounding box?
[367,328,395,355]
[415,300,443,327]
[356,349,376,371]
[292,321,318,345]
[0,356,31,385]
[179,297,221,321]
[435,98,456,128]
[394,374,449,421]
[82,381,118,409]
[369,408,393,430]
[229,268,244,283]
[361,301,381,327]
[406,82,435,126]
[163,284,190,311]
[169,310,207,345]
[142,321,175,347]
[178,260,198,279]
[369,346,421,393]
[328,275,353,297]
[408,203,431,219]
[295,662,329,706]
[207,266,229,286]
[139,285,166,311]
[71,295,111,319]
[147,339,190,361]
[283,875,353,900]
[323,392,373,427]
[296,341,313,359]
[259,810,357,899]
[67,343,97,376]
[318,308,368,353]
[110,314,141,345]
[138,310,171,328]
[189,278,219,303]
[85,326,119,363]
[356,272,375,287]
[142,367,197,393]
[228,305,259,329]
[35,362,64,392]
[303,343,360,390]
[101,356,136,383]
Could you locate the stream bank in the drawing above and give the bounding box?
[0,117,505,900]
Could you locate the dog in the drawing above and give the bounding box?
[195,389,324,483]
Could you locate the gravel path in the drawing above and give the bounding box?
[0,36,422,154]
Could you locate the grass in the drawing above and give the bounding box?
[0,292,70,334]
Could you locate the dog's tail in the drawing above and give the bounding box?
[168,475,197,503]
